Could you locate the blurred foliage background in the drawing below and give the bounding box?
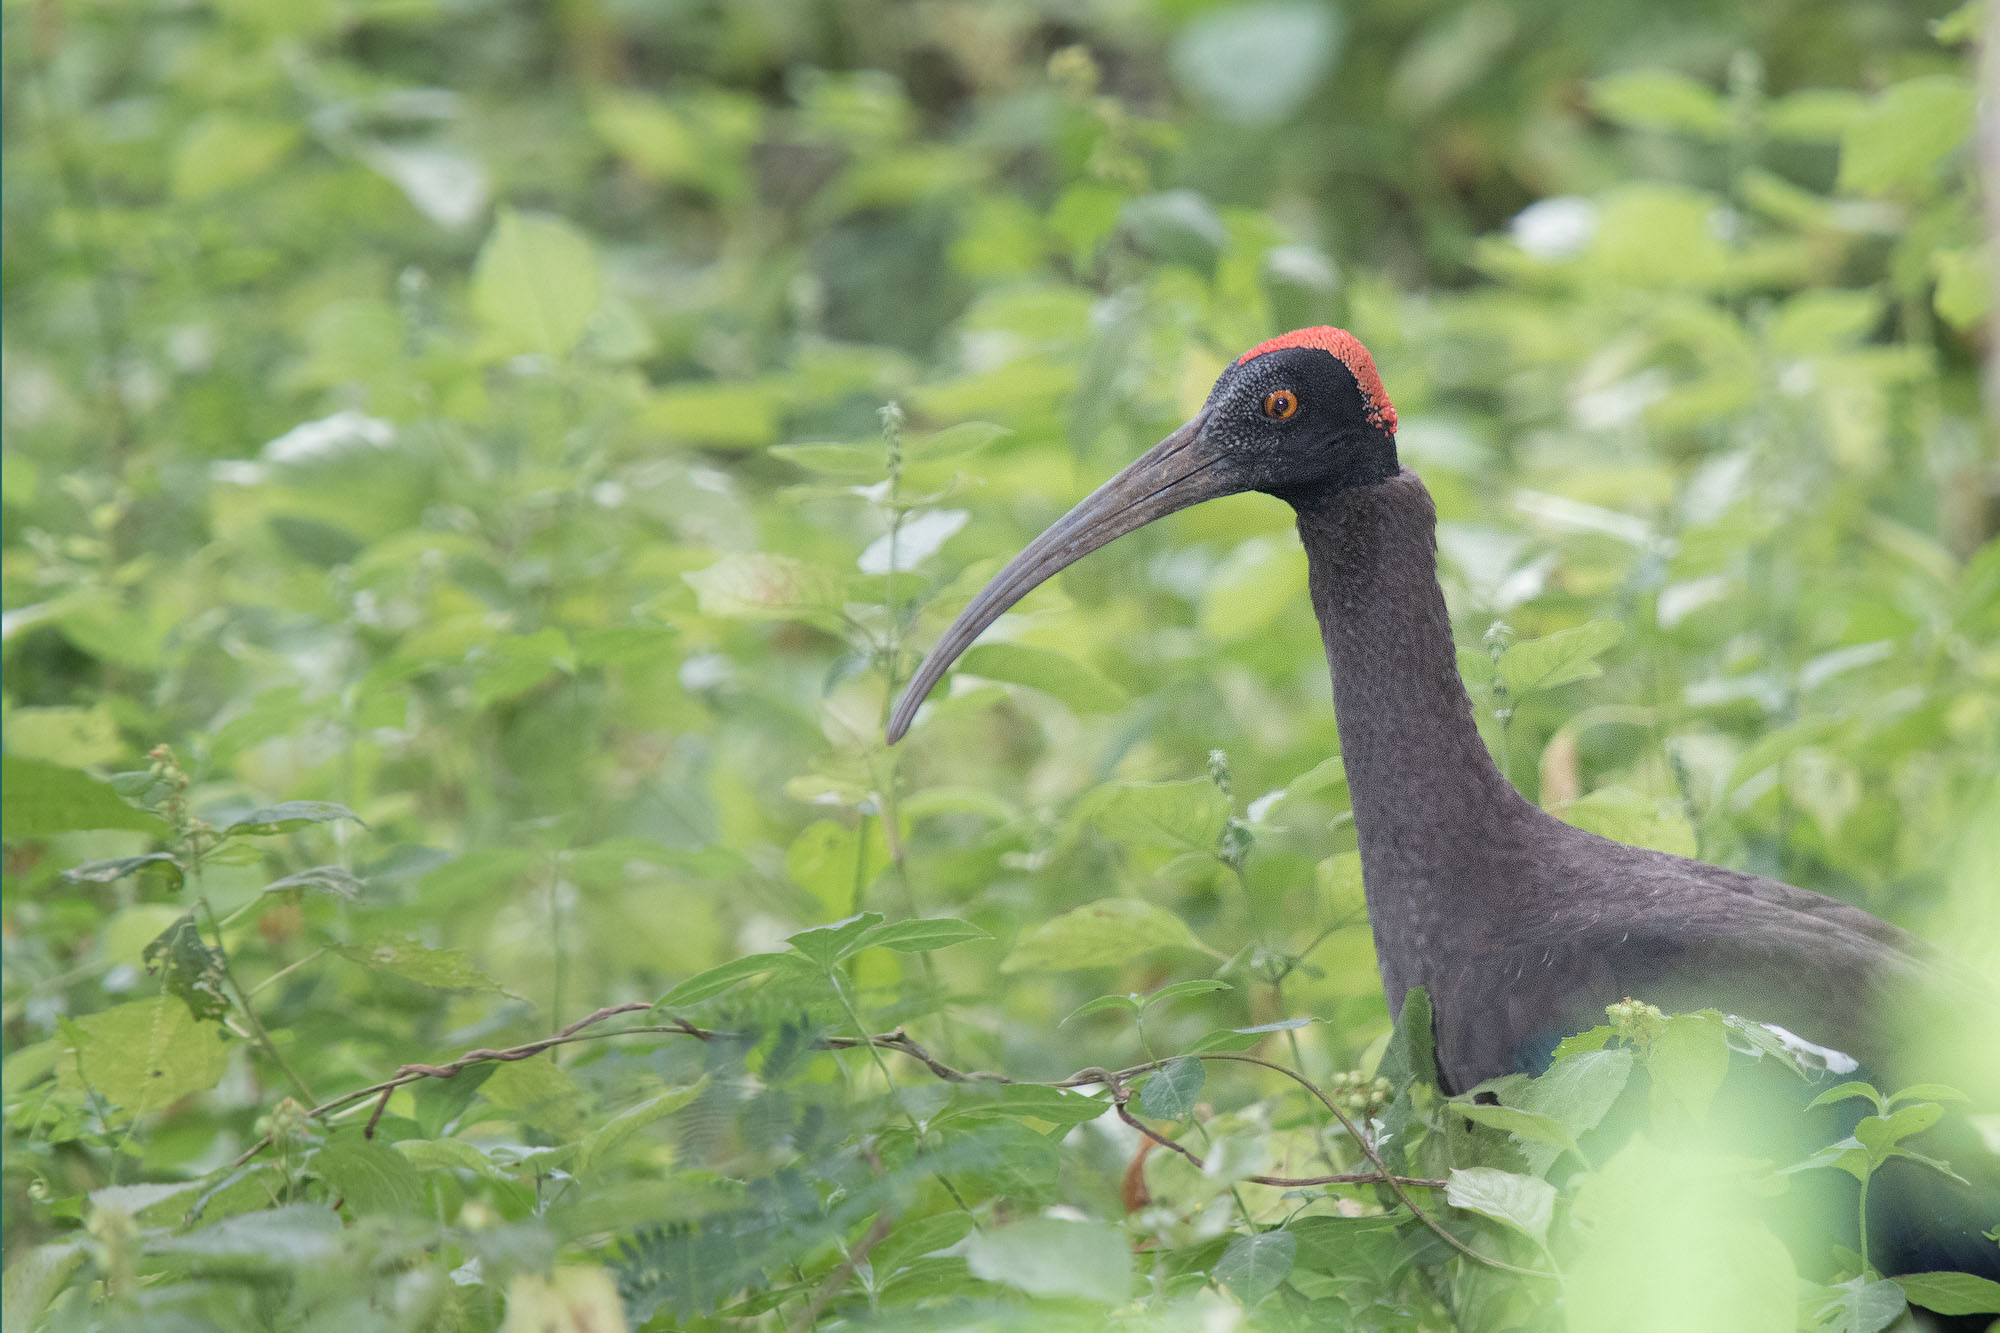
[4,0,1998,1328]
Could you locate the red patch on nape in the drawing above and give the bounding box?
[1237,327,1397,433]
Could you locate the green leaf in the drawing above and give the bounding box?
[142,914,231,1023]
[1453,1102,1581,1158]
[1893,1272,2000,1316]
[1807,1081,1886,1114]
[769,440,884,478]
[1060,993,1142,1025]
[1590,70,1731,139]
[1646,1011,1729,1124]
[260,865,364,900]
[1496,620,1624,694]
[58,995,229,1115]
[1234,1017,1314,1034]
[1170,1,1343,128]
[1839,75,1975,196]
[1088,778,1231,852]
[60,853,184,890]
[1000,898,1205,973]
[656,952,792,1007]
[569,1078,708,1174]
[313,1138,428,1216]
[1376,986,1438,1091]
[1141,978,1232,1010]
[850,916,991,954]
[905,421,1011,462]
[935,1083,1110,1132]
[1810,1276,1908,1333]
[2,757,167,838]
[962,1218,1133,1304]
[1854,1102,1942,1157]
[171,112,299,200]
[223,801,364,837]
[479,1057,586,1137]
[786,911,882,968]
[470,208,603,358]
[150,1205,343,1266]
[957,642,1127,715]
[336,938,506,992]
[1555,787,1698,858]
[683,554,845,626]
[1446,1167,1557,1244]
[1887,1083,1968,1107]
[1214,1229,1297,1304]
[1138,1057,1206,1119]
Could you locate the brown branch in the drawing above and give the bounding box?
[222,1001,1551,1278]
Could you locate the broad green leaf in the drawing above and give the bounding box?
[260,865,364,900]
[479,1058,586,1137]
[58,995,229,1116]
[142,914,230,1023]
[1453,1102,1581,1158]
[1809,1276,1909,1333]
[963,1218,1133,1304]
[683,554,845,625]
[1446,1167,1557,1244]
[1590,70,1730,139]
[1170,1,1343,128]
[395,1137,506,1179]
[786,911,882,968]
[1497,620,1624,694]
[1060,992,1142,1025]
[645,380,781,448]
[1214,1229,1297,1304]
[150,1205,343,1265]
[1376,986,1438,1091]
[224,801,364,837]
[1138,1057,1206,1119]
[1556,786,1698,858]
[471,209,603,358]
[1806,1081,1886,1114]
[957,642,1127,715]
[337,938,507,992]
[1839,75,1975,196]
[935,1083,1109,1131]
[1855,1102,1942,1158]
[2,758,167,838]
[1234,1017,1314,1034]
[1894,1272,2000,1316]
[313,1139,428,1216]
[905,421,1011,462]
[1646,1011,1730,1124]
[656,952,793,1007]
[1000,898,1205,973]
[1141,978,1232,1010]
[769,440,883,477]
[171,112,299,200]
[60,853,184,890]
[1887,1083,1968,1107]
[1513,1047,1634,1171]
[849,916,991,954]
[569,1078,708,1174]
[1088,778,1231,852]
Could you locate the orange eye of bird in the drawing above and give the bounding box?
[1263,388,1299,420]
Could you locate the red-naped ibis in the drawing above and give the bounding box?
[888,327,1997,1282]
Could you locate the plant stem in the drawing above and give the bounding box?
[198,899,317,1104]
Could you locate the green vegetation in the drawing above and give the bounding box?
[4,1,1997,1329]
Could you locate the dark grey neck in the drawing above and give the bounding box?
[1291,469,1541,970]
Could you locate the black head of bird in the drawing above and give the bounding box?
[888,327,1999,1287]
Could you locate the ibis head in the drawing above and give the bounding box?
[887,327,1400,742]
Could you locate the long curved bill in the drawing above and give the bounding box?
[887,412,1239,743]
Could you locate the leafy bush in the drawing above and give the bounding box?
[3,1,1996,1329]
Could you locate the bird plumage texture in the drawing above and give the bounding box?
[891,326,1997,1286]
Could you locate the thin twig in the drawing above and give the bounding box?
[792,1210,893,1332]
[222,1002,1550,1277]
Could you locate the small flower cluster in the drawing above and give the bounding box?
[1606,996,1666,1049]
[1328,1070,1394,1118]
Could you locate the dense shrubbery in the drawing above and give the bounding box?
[4,1,1997,1329]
